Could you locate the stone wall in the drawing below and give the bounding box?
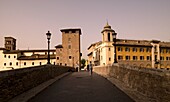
[93,65,170,102]
[0,65,73,102]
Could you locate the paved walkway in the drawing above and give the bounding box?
[28,71,134,102]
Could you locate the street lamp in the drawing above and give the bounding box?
[46,31,51,64]
[113,33,118,63]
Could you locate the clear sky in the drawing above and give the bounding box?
[0,0,170,58]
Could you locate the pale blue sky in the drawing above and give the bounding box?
[0,0,170,58]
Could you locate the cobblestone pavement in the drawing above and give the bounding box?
[28,71,134,102]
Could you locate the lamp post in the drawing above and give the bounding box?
[113,33,118,63]
[46,31,51,64]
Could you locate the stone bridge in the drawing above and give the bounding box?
[0,65,169,102]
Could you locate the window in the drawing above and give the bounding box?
[132,48,137,52]
[108,33,110,41]
[133,56,138,60]
[161,49,164,53]
[109,48,111,51]
[154,46,157,52]
[32,62,34,65]
[14,56,16,58]
[68,38,71,42]
[160,56,164,61]
[65,64,67,66]
[147,56,150,61]
[140,48,144,52]
[4,63,6,66]
[24,62,26,66]
[118,56,123,60]
[166,49,170,53]
[53,62,55,65]
[155,55,158,61]
[146,48,151,52]
[118,47,122,52]
[68,45,71,49]
[8,55,10,58]
[4,55,6,58]
[125,56,130,60]
[16,62,18,66]
[60,63,62,65]
[166,57,170,61]
[140,56,144,60]
[69,56,72,59]
[10,62,12,66]
[57,57,59,60]
[40,62,42,65]
[109,57,111,61]
[125,47,130,52]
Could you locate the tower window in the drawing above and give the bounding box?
[10,62,12,66]
[14,56,16,58]
[57,57,59,60]
[32,62,34,65]
[8,55,10,58]
[40,62,42,65]
[109,48,111,51]
[68,45,71,49]
[24,62,26,66]
[69,56,72,59]
[4,55,6,58]
[4,63,6,66]
[109,57,111,61]
[16,62,18,66]
[108,33,110,41]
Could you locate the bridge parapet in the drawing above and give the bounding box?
[93,65,170,102]
[0,65,73,102]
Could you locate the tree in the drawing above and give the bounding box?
[81,58,86,68]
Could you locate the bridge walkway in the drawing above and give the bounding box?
[28,71,134,102]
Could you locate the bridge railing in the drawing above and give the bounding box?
[0,65,74,102]
[93,65,170,102]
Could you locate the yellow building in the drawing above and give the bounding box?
[87,23,170,69]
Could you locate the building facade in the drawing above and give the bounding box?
[0,37,56,71]
[55,28,82,71]
[87,23,170,69]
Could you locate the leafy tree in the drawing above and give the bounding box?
[81,58,86,68]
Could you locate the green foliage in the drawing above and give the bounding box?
[81,59,86,68]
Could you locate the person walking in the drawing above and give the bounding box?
[89,61,93,75]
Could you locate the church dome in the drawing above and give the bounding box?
[101,22,115,33]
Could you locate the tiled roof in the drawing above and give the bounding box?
[17,54,56,60]
[87,39,170,48]
[3,49,56,54]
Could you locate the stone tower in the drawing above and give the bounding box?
[4,37,16,50]
[100,22,116,65]
[60,28,81,71]
[101,22,115,42]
